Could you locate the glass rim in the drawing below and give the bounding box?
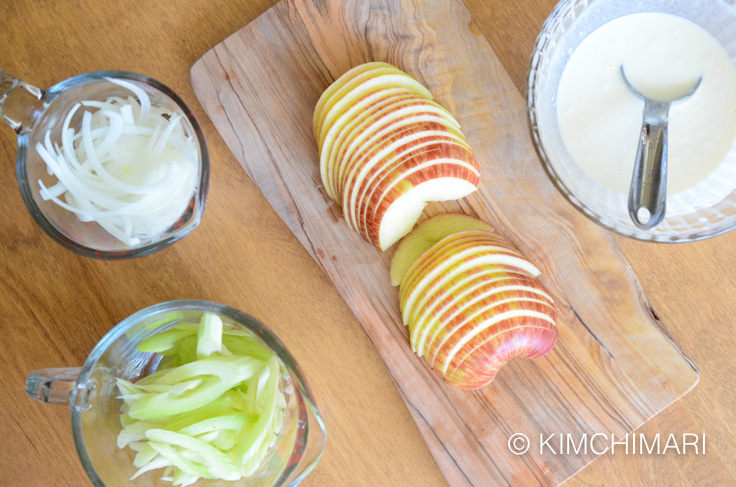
[70,299,325,487]
[526,0,736,243]
[16,70,210,259]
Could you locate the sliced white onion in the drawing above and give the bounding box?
[36,81,198,246]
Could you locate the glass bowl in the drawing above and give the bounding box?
[1,70,209,258]
[527,0,736,242]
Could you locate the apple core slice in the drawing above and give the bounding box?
[390,214,493,286]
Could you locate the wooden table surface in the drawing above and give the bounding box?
[0,1,734,486]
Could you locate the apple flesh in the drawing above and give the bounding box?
[390,214,493,286]
[313,62,480,250]
[393,221,558,389]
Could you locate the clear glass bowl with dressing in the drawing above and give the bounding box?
[527,0,736,242]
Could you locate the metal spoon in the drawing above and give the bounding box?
[620,66,702,230]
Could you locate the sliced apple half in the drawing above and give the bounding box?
[394,223,558,389]
[390,214,493,286]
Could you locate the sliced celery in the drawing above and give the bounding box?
[120,312,287,485]
[196,313,223,358]
[137,328,196,353]
[146,430,240,481]
[233,356,279,467]
[127,376,232,420]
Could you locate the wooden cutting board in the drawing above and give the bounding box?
[190,0,699,485]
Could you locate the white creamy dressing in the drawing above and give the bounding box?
[557,13,736,199]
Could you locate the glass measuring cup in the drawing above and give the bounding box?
[24,300,326,487]
[0,70,209,258]
[527,0,736,242]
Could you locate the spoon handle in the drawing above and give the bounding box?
[628,103,669,230]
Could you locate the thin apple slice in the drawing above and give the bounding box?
[390,214,493,286]
[410,267,538,355]
[321,91,418,198]
[361,161,480,247]
[350,141,477,236]
[357,148,480,242]
[443,319,558,389]
[399,231,527,306]
[321,90,417,198]
[315,65,412,141]
[337,120,470,209]
[360,178,476,251]
[313,62,396,136]
[316,71,433,148]
[329,98,465,198]
[426,278,555,369]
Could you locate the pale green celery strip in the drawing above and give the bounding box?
[133,443,158,468]
[234,355,280,467]
[137,356,259,387]
[213,430,238,451]
[196,430,220,443]
[276,390,287,409]
[128,441,147,452]
[118,421,161,448]
[128,376,231,420]
[137,328,196,353]
[169,379,203,396]
[173,470,200,487]
[179,413,255,437]
[158,354,179,370]
[223,335,272,361]
[173,322,249,336]
[196,313,223,359]
[130,455,172,480]
[146,441,208,478]
[146,430,240,481]
[175,336,197,365]
[116,378,142,397]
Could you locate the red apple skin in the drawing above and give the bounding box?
[355,142,479,237]
[424,274,555,367]
[337,120,469,201]
[443,317,558,389]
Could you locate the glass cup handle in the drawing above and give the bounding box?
[25,367,81,407]
[0,69,44,134]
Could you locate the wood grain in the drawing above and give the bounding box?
[190,0,699,485]
[2,0,734,486]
